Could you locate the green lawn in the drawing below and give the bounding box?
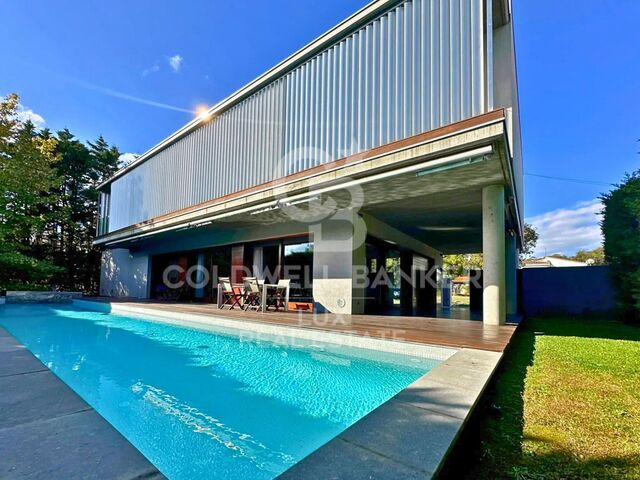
[441,315,640,480]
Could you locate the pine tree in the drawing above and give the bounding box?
[84,136,120,290]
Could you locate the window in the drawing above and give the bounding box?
[97,192,110,236]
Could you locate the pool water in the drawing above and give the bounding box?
[0,303,441,479]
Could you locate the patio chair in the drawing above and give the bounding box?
[219,277,243,310]
[242,277,263,311]
[266,278,290,311]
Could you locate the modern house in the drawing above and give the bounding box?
[95,0,522,326]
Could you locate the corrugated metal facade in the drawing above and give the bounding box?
[108,0,488,232]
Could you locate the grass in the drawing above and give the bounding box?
[440,315,640,480]
[452,294,470,306]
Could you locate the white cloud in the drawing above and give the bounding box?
[168,54,183,73]
[527,199,603,257]
[118,152,138,168]
[142,64,159,76]
[16,104,45,128]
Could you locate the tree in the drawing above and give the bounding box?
[0,94,62,290]
[573,247,605,265]
[0,92,121,293]
[49,129,92,289]
[443,254,483,277]
[601,171,640,321]
[444,223,538,275]
[85,136,120,290]
[520,223,539,261]
[49,131,120,291]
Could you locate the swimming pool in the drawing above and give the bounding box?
[0,303,446,479]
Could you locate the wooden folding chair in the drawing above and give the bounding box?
[242,277,262,311]
[219,277,242,309]
[266,278,290,311]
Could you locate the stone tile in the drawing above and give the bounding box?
[0,349,47,377]
[393,349,501,420]
[0,409,162,480]
[0,371,90,429]
[279,437,428,480]
[393,376,479,420]
[340,399,463,476]
[442,348,502,372]
[420,363,489,393]
[5,291,75,304]
[0,332,22,352]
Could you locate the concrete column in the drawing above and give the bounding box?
[415,256,437,315]
[195,253,205,299]
[506,232,518,315]
[482,185,506,325]
[351,232,367,315]
[311,210,367,314]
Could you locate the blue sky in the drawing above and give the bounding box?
[2,0,638,256]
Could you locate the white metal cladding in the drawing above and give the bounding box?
[108,0,488,232]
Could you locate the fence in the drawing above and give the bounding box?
[519,266,617,316]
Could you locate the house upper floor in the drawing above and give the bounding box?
[96,0,522,242]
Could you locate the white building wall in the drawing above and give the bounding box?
[100,249,150,298]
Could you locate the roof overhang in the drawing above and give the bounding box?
[95,109,523,250]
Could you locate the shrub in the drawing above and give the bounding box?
[601,171,640,321]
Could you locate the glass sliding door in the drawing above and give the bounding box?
[364,238,406,315]
[283,241,313,305]
[149,246,231,303]
[208,246,232,302]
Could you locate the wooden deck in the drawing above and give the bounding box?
[92,299,518,352]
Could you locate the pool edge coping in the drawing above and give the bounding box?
[74,299,458,362]
[279,347,503,478]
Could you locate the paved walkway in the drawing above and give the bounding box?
[0,327,163,480]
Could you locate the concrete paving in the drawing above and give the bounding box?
[280,348,502,479]
[0,327,163,480]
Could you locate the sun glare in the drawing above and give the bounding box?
[195,105,211,120]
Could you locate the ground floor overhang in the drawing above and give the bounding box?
[97,109,521,325]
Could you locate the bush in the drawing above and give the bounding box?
[601,171,640,322]
[0,249,64,291]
